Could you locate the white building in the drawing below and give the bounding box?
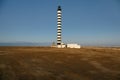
[67,44,81,48]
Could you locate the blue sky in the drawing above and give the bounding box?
[0,0,120,46]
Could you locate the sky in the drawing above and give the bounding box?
[0,0,120,46]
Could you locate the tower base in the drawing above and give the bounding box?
[57,44,66,48]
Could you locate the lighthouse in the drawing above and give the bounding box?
[57,6,63,48]
[54,6,81,48]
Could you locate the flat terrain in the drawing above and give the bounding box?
[0,47,120,80]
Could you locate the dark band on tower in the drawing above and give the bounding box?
[57,6,62,47]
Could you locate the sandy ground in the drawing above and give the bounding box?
[0,47,120,80]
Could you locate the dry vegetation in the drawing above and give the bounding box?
[0,47,120,80]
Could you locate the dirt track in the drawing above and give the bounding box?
[0,47,120,80]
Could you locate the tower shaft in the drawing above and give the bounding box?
[57,6,62,48]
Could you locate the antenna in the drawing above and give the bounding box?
[57,0,61,7]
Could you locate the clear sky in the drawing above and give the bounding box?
[0,0,120,46]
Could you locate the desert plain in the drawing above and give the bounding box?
[0,47,120,80]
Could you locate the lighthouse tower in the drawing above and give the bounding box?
[57,6,62,48]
